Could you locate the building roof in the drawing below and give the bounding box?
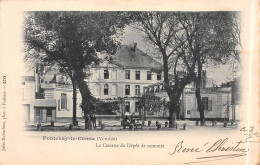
[111,45,162,69]
[34,99,57,108]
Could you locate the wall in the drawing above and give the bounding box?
[21,80,36,122]
[44,86,83,118]
[183,88,232,120]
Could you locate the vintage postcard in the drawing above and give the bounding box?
[0,0,259,165]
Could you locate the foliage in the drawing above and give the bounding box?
[132,12,196,126]
[95,100,120,115]
[24,11,129,129]
[176,12,241,124]
[132,12,240,126]
[35,87,45,99]
[139,93,163,115]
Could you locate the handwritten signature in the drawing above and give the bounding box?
[169,126,259,164]
[169,138,248,156]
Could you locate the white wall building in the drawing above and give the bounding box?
[25,44,163,122]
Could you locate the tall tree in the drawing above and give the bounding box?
[24,11,128,129]
[133,12,240,126]
[133,12,197,127]
[177,12,240,125]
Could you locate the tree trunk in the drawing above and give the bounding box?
[76,75,92,130]
[72,80,77,126]
[168,102,177,128]
[195,62,205,126]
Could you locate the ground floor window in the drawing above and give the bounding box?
[47,109,52,117]
[201,97,212,111]
[135,102,140,112]
[104,84,109,95]
[61,93,67,109]
[125,101,130,112]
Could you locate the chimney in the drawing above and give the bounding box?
[133,42,137,52]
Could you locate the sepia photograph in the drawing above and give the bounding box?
[0,0,259,165]
[22,11,241,132]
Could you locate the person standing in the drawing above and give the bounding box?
[92,114,96,128]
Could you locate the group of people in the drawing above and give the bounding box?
[122,114,136,128]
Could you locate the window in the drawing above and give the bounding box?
[47,109,52,117]
[135,102,140,112]
[135,85,140,96]
[125,85,130,95]
[201,97,212,111]
[187,110,190,115]
[35,109,40,116]
[157,72,162,80]
[147,71,152,80]
[104,84,109,95]
[125,101,130,112]
[61,93,67,109]
[125,70,130,79]
[136,71,140,80]
[104,69,109,79]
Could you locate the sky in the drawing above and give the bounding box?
[121,26,240,86]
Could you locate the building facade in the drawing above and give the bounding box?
[86,45,163,115]
[23,44,164,122]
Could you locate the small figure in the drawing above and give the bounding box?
[156,120,159,126]
[92,114,96,128]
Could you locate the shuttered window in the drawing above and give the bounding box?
[125,101,130,112]
[147,71,152,80]
[125,70,130,80]
[125,85,130,95]
[202,97,212,111]
[136,71,140,80]
[61,93,67,109]
[104,69,109,79]
[104,84,109,95]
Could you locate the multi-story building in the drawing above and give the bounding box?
[23,44,163,122]
[86,44,163,115]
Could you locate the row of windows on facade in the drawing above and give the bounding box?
[104,70,162,80]
[103,84,140,96]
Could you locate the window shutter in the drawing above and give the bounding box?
[58,100,60,111]
[209,100,212,111]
